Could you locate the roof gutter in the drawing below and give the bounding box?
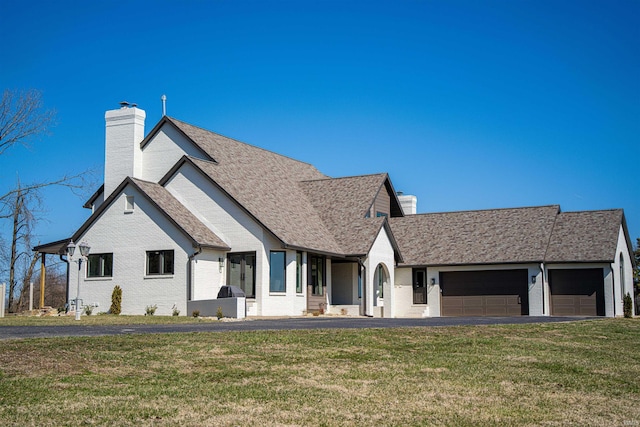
[282,243,345,259]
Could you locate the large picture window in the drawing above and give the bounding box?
[270,251,286,292]
[87,253,113,278]
[147,250,174,275]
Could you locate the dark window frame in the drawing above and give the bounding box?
[270,251,286,293]
[146,250,174,276]
[227,252,256,298]
[296,252,303,293]
[87,253,113,278]
[377,264,384,298]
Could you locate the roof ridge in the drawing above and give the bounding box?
[130,177,160,185]
[393,204,561,218]
[300,173,388,184]
[557,208,624,214]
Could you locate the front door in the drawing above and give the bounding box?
[307,255,326,312]
[228,252,256,298]
[413,268,427,304]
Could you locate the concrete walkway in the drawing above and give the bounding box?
[0,316,598,340]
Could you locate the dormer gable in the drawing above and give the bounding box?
[138,117,215,184]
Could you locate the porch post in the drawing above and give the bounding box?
[325,259,332,311]
[39,253,46,308]
[0,283,5,317]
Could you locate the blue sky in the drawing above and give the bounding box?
[1,0,639,247]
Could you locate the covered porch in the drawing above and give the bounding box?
[326,257,394,317]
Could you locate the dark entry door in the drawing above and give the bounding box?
[413,268,427,304]
[227,252,255,298]
[549,268,604,316]
[307,255,326,312]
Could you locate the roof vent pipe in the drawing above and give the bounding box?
[161,94,167,116]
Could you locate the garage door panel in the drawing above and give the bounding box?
[485,296,508,306]
[441,270,528,317]
[549,269,604,316]
[463,307,485,316]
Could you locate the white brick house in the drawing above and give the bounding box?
[36,104,636,318]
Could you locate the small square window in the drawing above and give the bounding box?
[147,250,174,275]
[87,253,113,278]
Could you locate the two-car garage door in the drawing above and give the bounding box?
[440,268,606,317]
[441,270,529,317]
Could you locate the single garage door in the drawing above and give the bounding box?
[441,270,529,317]
[549,269,604,316]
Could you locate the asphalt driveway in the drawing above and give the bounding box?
[0,316,597,340]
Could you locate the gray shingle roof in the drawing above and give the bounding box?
[544,209,623,263]
[136,117,627,265]
[390,205,560,266]
[167,118,346,255]
[71,177,229,250]
[131,178,230,250]
[300,174,391,255]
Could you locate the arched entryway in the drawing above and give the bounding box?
[373,263,390,308]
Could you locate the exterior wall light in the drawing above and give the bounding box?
[531,275,537,284]
[431,277,436,286]
[219,257,225,273]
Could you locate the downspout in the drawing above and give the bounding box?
[611,260,616,317]
[357,258,371,317]
[188,246,202,301]
[539,263,545,315]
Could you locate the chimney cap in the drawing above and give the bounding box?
[119,101,130,109]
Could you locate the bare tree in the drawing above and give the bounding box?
[0,89,55,155]
[16,259,67,312]
[0,89,91,311]
[4,184,40,311]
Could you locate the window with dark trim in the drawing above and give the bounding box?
[270,251,286,292]
[377,264,384,298]
[146,250,174,275]
[87,253,113,278]
[309,255,324,296]
[296,252,303,293]
[227,252,256,298]
[376,211,388,218]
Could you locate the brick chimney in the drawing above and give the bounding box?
[397,192,417,215]
[104,102,146,196]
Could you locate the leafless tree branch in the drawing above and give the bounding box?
[0,89,55,156]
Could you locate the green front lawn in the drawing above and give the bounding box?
[1,319,639,426]
[0,314,216,326]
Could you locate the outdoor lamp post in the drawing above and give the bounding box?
[67,240,90,320]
